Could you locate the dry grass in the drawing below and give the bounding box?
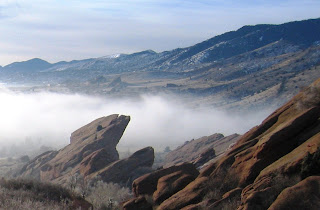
[0,188,71,210]
[0,178,74,210]
[0,177,133,210]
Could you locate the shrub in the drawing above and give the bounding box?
[19,155,30,163]
[86,180,132,209]
[163,146,171,153]
[300,147,320,179]
[96,125,103,131]
[67,174,132,209]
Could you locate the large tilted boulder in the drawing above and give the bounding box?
[18,114,131,184]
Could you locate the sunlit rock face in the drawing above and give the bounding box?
[124,78,320,210]
[18,114,133,184]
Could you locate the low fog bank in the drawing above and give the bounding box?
[0,86,274,157]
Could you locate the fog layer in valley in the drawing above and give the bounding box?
[0,86,274,157]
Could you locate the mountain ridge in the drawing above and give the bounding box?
[1,18,319,74]
[3,58,52,72]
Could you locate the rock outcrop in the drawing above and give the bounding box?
[268,176,320,210]
[18,150,59,179]
[18,114,154,186]
[157,177,209,210]
[45,114,130,183]
[90,146,154,185]
[153,170,197,205]
[192,148,216,168]
[125,78,320,209]
[164,133,240,168]
[122,196,153,210]
[132,163,199,197]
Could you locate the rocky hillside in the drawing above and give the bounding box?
[17,114,154,186]
[124,78,320,209]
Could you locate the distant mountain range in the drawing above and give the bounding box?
[1,18,320,75]
[1,18,320,111]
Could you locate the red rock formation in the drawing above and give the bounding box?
[90,146,154,185]
[122,196,153,210]
[19,150,58,179]
[153,171,197,205]
[150,78,320,209]
[132,163,199,197]
[268,176,320,210]
[157,177,209,210]
[164,133,240,168]
[192,148,216,168]
[19,114,131,184]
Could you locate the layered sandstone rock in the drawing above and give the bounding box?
[157,176,209,210]
[164,133,240,168]
[142,78,320,209]
[268,176,320,210]
[18,114,154,185]
[132,162,199,197]
[19,150,58,179]
[90,146,154,185]
[192,148,216,168]
[122,196,153,210]
[153,170,197,205]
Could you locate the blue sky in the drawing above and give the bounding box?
[0,0,319,66]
